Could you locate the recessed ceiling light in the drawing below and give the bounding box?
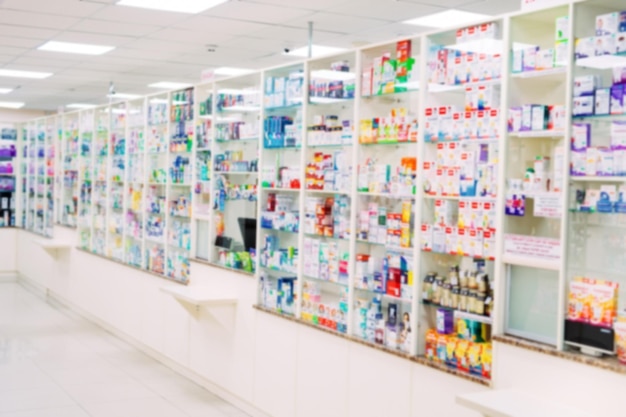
[403,9,490,29]
[0,88,12,94]
[148,82,192,90]
[0,101,25,109]
[214,67,254,76]
[0,69,52,79]
[285,45,346,58]
[108,93,141,99]
[67,103,97,109]
[38,41,115,56]
[117,0,228,14]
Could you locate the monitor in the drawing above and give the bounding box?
[238,217,257,253]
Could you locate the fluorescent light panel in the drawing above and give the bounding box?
[67,103,97,109]
[117,0,228,14]
[0,88,12,94]
[403,9,490,29]
[0,69,52,79]
[0,101,25,109]
[108,93,141,99]
[286,45,346,58]
[149,82,192,89]
[214,67,254,76]
[38,41,115,56]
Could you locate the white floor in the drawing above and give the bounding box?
[0,282,250,417]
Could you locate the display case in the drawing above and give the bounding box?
[60,113,79,227]
[258,63,305,314]
[502,4,572,345]
[210,73,261,274]
[108,102,126,261]
[166,87,194,283]
[126,98,146,269]
[564,0,626,361]
[417,20,505,381]
[0,122,17,227]
[78,109,94,250]
[354,39,420,349]
[92,107,110,255]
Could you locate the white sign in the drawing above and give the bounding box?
[521,0,569,11]
[504,234,561,261]
[533,194,562,218]
[200,68,215,83]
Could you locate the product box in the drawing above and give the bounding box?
[522,46,539,72]
[432,225,446,253]
[595,88,611,115]
[570,150,587,176]
[574,75,597,97]
[508,106,522,132]
[482,230,496,260]
[555,40,569,67]
[531,105,549,131]
[362,66,373,97]
[611,121,626,149]
[611,85,624,114]
[595,35,617,56]
[618,33,626,54]
[536,48,555,70]
[512,49,523,73]
[521,104,533,131]
[487,109,499,138]
[586,147,600,176]
[613,67,626,85]
[445,227,458,255]
[596,12,619,35]
[573,96,595,117]
[572,123,591,151]
[464,111,477,139]
[437,308,454,334]
[556,16,569,42]
[553,145,566,192]
[469,201,483,230]
[548,105,566,130]
[575,37,595,59]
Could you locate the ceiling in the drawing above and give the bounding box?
[0,0,521,111]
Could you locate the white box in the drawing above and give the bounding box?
[573,75,597,97]
[555,16,569,42]
[595,88,611,115]
[595,35,617,56]
[596,12,619,35]
[575,37,594,59]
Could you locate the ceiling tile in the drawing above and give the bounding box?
[69,19,161,38]
[284,12,390,34]
[0,26,59,40]
[0,36,45,49]
[459,0,520,15]
[124,39,203,53]
[0,10,80,30]
[249,0,353,11]
[251,26,340,45]
[89,6,192,26]
[221,36,288,53]
[329,1,444,22]
[172,16,271,35]
[108,48,181,61]
[401,0,478,7]
[203,1,314,24]
[23,50,88,62]
[1,0,104,17]
[0,45,29,56]
[148,28,233,46]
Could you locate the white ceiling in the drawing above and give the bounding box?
[0,0,521,111]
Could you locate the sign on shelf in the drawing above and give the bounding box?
[533,194,563,219]
[504,234,561,261]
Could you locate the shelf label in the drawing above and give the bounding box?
[200,68,215,83]
[521,0,569,11]
[533,194,562,218]
[504,234,561,261]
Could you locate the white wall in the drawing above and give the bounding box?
[7,227,623,417]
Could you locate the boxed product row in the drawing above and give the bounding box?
[357,157,416,196]
[568,277,618,328]
[216,121,258,141]
[264,115,301,148]
[512,16,569,73]
[260,236,298,274]
[433,198,497,230]
[362,40,417,96]
[301,283,348,334]
[359,108,418,144]
[214,152,258,173]
[308,114,353,146]
[216,248,256,273]
[355,297,412,353]
[421,224,496,260]
[264,71,304,109]
[216,91,260,111]
[571,122,626,177]
[573,71,626,117]
[305,151,351,191]
[261,165,300,189]
[302,238,349,284]
[354,252,413,300]
[575,9,626,60]
[357,200,413,248]
[262,193,299,233]
[425,328,492,379]
[424,108,500,142]
[571,184,626,213]
[508,105,566,132]
[259,274,296,315]
[310,60,355,100]
[304,196,350,240]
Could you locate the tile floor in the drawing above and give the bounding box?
[0,282,250,417]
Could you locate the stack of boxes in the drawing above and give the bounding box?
[572,70,626,118]
[354,252,413,301]
[571,121,626,177]
[508,104,566,132]
[425,326,492,379]
[303,196,350,240]
[264,70,304,108]
[301,282,348,333]
[421,198,497,261]
[305,150,351,192]
[513,16,569,72]
[310,60,355,100]
[302,237,349,284]
[259,273,297,315]
[357,200,413,249]
[575,11,626,60]
[362,40,417,96]
[428,23,502,87]
[263,114,301,148]
[359,108,418,144]
[308,114,353,146]
[216,90,260,111]
[358,157,416,195]
[354,298,412,353]
[261,193,299,233]
[260,235,298,274]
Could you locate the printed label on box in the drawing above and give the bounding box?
[533,193,562,218]
[504,234,561,261]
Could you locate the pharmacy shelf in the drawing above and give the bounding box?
[570,176,626,183]
[160,285,237,308]
[423,300,493,325]
[511,66,567,80]
[357,192,415,199]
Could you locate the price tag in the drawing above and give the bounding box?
[533,194,562,218]
[504,234,561,261]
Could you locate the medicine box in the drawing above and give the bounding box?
[611,85,624,115]
[595,88,611,115]
[574,75,597,97]
[556,16,569,42]
[575,37,594,59]
[596,12,619,36]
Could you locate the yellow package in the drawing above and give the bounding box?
[614,322,626,364]
[455,339,470,372]
[468,343,483,375]
[425,329,438,361]
[482,343,492,379]
[446,336,458,366]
